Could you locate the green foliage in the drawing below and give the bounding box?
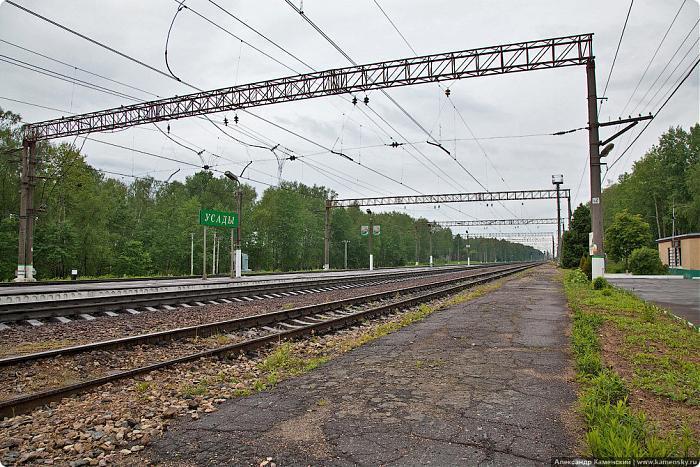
[561,204,590,268]
[602,125,699,240]
[180,380,209,397]
[628,247,666,275]
[605,211,653,267]
[566,268,590,285]
[0,107,545,280]
[565,273,700,458]
[579,255,592,279]
[592,277,609,290]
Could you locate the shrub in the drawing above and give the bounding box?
[629,247,666,275]
[567,269,590,285]
[592,277,609,290]
[579,255,592,279]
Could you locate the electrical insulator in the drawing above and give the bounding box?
[223,117,228,126]
[445,88,451,97]
[167,124,170,133]
[234,114,239,124]
[352,97,358,105]
[203,165,210,170]
[363,96,369,105]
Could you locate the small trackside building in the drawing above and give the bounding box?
[657,233,700,278]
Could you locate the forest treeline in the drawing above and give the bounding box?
[561,124,699,271]
[602,125,699,238]
[0,108,543,280]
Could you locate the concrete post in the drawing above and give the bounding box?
[587,59,605,278]
[202,226,207,280]
[368,213,374,271]
[323,202,330,270]
[16,141,36,281]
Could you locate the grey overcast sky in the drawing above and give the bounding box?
[0,0,698,250]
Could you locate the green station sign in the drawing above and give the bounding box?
[199,209,238,228]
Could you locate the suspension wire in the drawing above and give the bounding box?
[6,1,425,198]
[282,0,478,193]
[174,1,300,75]
[299,159,367,196]
[0,38,160,98]
[618,0,688,116]
[637,31,699,115]
[605,56,699,175]
[191,0,452,192]
[368,1,530,224]
[164,1,187,82]
[0,55,143,101]
[599,0,634,114]
[206,0,316,71]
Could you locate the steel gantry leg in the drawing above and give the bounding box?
[16,140,36,282]
[586,59,605,279]
[323,202,331,270]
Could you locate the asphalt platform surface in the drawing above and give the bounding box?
[144,265,576,466]
[606,277,699,325]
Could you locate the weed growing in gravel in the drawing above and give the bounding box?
[564,270,699,457]
[180,380,209,397]
[134,381,150,393]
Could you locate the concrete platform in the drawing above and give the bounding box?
[606,277,700,325]
[143,265,576,465]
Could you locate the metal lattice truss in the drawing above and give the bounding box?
[462,232,555,238]
[22,34,593,141]
[330,189,570,208]
[431,218,559,227]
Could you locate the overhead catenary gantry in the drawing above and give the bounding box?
[324,189,569,268]
[15,32,617,280]
[327,189,571,208]
[456,231,556,240]
[429,218,559,227]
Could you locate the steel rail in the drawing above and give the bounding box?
[0,264,490,322]
[0,263,447,289]
[0,263,536,418]
[0,264,528,367]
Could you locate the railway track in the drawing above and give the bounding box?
[0,262,537,418]
[0,264,493,323]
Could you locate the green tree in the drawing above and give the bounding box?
[628,247,665,275]
[561,204,591,268]
[113,240,153,276]
[605,211,653,269]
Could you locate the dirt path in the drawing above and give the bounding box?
[143,265,576,466]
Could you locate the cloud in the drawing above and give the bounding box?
[0,0,696,226]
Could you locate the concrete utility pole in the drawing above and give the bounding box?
[190,233,194,276]
[216,236,221,275]
[224,170,244,278]
[212,231,217,275]
[323,201,331,270]
[342,240,350,269]
[587,59,604,279]
[16,141,36,281]
[367,209,374,271]
[552,175,563,262]
[236,188,243,277]
[230,229,234,278]
[414,223,419,266]
[429,227,433,267]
